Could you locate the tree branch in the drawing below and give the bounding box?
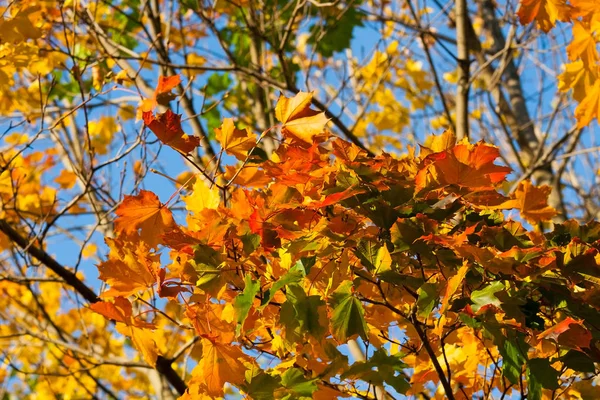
[0,219,188,395]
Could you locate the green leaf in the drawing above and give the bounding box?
[498,331,527,384]
[241,233,261,255]
[259,263,305,310]
[205,73,232,97]
[280,368,318,397]
[243,370,281,400]
[417,283,438,318]
[560,350,596,373]
[341,348,409,394]
[528,358,560,390]
[243,371,282,400]
[329,280,368,342]
[308,7,364,57]
[280,284,327,340]
[470,281,504,312]
[526,365,542,400]
[193,243,223,267]
[355,239,380,271]
[234,274,261,336]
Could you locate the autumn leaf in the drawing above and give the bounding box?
[143,109,201,154]
[497,181,557,223]
[114,190,175,248]
[183,177,221,215]
[517,0,571,33]
[275,92,329,143]
[90,297,154,328]
[215,118,256,160]
[189,337,249,396]
[329,280,369,342]
[557,60,597,102]
[97,238,163,297]
[420,129,456,157]
[139,75,182,114]
[415,141,511,192]
[575,79,600,128]
[537,317,592,350]
[116,323,159,366]
[566,21,598,67]
[440,261,469,314]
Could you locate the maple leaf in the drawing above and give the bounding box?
[570,0,600,17]
[440,261,469,314]
[90,297,155,328]
[517,0,571,33]
[114,190,175,248]
[415,141,511,192]
[189,337,249,396]
[275,92,329,143]
[116,323,159,367]
[557,60,597,102]
[139,75,181,114]
[90,297,159,366]
[143,109,201,154]
[566,21,598,67]
[329,280,369,342]
[97,238,163,297]
[183,177,221,215]
[575,78,600,128]
[215,118,256,160]
[497,181,557,223]
[537,317,592,350]
[420,129,456,157]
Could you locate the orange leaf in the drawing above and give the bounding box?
[497,181,557,223]
[90,297,155,328]
[97,238,163,297]
[415,141,511,192]
[190,337,249,396]
[114,190,175,248]
[215,118,256,160]
[143,109,201,154]
[517,0,571,33]
[139,75,181,114]
[537,317,592,350]
[275,92,329,143]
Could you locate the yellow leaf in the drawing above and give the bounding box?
[82,243,97,259]
[557,60,596,102]
[422,130,456,157]
[275,92,329,143]
[116,323,158,366]
[575,78,600,128]
[183,178,220,214]
[215,118,256,160]
[374,245,392,275]
[440,261,469,314]
[566,21,598,67]
[88,116,118,155]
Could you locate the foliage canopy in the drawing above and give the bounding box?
[2,0,600,399]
